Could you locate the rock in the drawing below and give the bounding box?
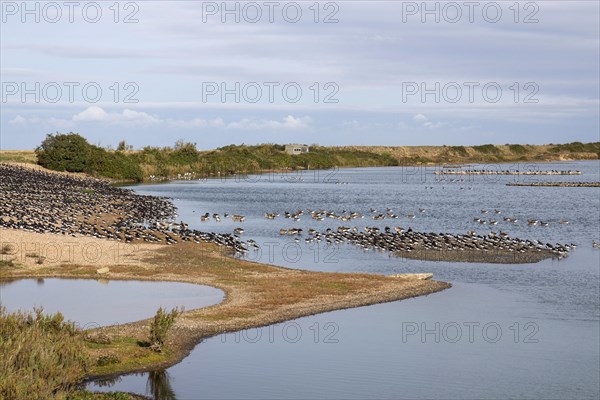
[96,267,109,275]
[389,273,433,280]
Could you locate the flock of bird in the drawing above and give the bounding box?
[0,164,250,255]
[303,227,573,259]
[472,209,570,227]
[2,163,595,262]
[436,169,582,175]
[262,208,427,222]
[195,205,587,260]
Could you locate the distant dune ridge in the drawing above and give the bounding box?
[336,142,600,164]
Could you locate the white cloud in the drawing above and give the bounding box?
[166,117,225,129]
[14,109,314,133]
[423,121,445,129]
[413,114,427,121]
[120,109,162,125]
[72,106,161,125]
[8,115,27,126]
[73,106,108,122]
[343,120,363,129]
[47,117,75,129]
[227,115,312,130]
[1,68,37,76]
[210,118,225,128]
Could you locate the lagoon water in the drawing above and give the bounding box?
[54,160,600,398]
[0,279,223,328]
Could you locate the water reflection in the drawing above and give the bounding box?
[93,375,123,389]
[147,370,177,400]
[92,370,177,400]
[1,279,223,327]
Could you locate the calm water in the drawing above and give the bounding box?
[57,161,600,398]
[0,279,223,327]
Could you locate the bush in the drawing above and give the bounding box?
[449,146,469,157]
[96,354,121,366]
[36,133,144,182]
[0,307,90,399]
[36,133,91,172]
[149,307,182,352]
[472,144,500,155]
[508,144,527,154]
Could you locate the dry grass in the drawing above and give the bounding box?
[0,230,450,378]
[335,144,598,164]
[0,150,37,164]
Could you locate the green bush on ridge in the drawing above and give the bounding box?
[36,133,144,182]
[35,135,398,181]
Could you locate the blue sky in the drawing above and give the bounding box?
[1,0,599,149]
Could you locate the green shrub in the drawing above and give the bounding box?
[508,144,527,154]
[36,133,144,182]
[472,144,501,155]
[149,307,182,352]
[96,354,121,366]
[36,132,91,172]
[549,142,599,156]
[449,146,469,157]
[0,307,90,399]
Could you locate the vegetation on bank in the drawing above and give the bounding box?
[0,305,175,400]
[0,150,37,164]
[35,133,144,181]
[0,307,89,399]
[342,142,600,164]
[3,132,598,182]
[149,307,181,353]
[32,133,397,182]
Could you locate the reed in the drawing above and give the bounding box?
[0,307,89,399]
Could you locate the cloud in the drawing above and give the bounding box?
[423,121,445,129]
[72,106,161,125]
[6,44,152,59]
[0,68,37,76]
[120,109,162,125]
[47,117,75,129]
[8,115,27,126]
[166,117,225,129]
[73,106,109,122]
[227,115,312,130]
[343,120,363,129]
[412,113,444,129]
[9,108,313,133]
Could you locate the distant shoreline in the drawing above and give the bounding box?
[507,182,600,187]
[1,141,597,183]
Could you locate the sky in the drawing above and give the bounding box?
[1,0,599,150]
